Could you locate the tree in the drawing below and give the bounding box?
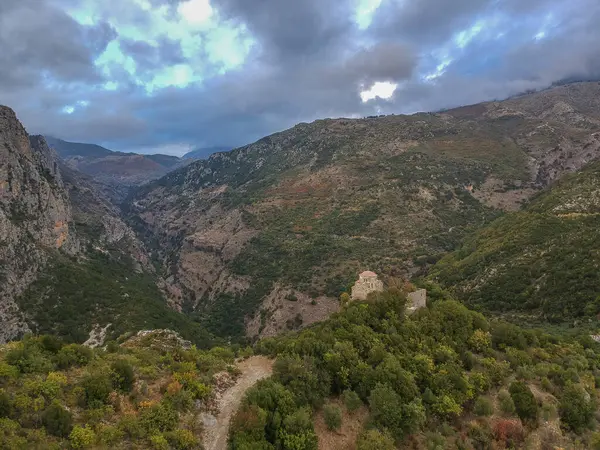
[509,382,538,423]
[81,373,113,408]
[559,384,594,432]
[369,383,425,439]
[0,390,11,418]
[356,429,395,450]
[278,407,318,450]
[343,390,362,413]
[42,401,73,437]
[111,359,135,392]
[323,403,342,431]
[70,425,96,449]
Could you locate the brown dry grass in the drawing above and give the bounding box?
[314,398,369,450]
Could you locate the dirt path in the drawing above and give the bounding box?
[202,356,274,450]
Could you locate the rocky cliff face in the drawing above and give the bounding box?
[0,107,78,342]
[127,82,600,339]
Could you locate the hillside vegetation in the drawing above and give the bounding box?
[231,289,600,449]
[3,292,600,449]
[0,330,240,449]
[430,161,600,322]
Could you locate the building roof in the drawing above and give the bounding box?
[359,271,378,278]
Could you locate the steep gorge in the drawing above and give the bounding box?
[0,106,214,346]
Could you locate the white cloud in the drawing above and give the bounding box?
[360,81,397,102]
[178,0,213,26]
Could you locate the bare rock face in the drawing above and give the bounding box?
[0,106,78,342]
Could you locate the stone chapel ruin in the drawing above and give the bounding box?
[351,270,426,313]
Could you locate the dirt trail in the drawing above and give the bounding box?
[202,356,274,450]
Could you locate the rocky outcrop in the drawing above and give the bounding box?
[0,106,78,342]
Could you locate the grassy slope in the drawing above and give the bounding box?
[430,162,600,322]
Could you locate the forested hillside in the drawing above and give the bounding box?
[231,290,600,449]
[430,160,600,322]
[2,292,600,449]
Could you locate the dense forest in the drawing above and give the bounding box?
[230,289,600,449]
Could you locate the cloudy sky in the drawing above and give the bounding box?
[1,0,599,155]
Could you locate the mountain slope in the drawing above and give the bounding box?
[0,106,216,346]
[128,82,600,338]
[0,107,78,342]
[46,137,184,194]
[183,146,231,160]
[430,159,600,322]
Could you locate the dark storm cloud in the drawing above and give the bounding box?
[0,0,115,88]
[213,0,357,61]
[2,0,600,154]
[120,38,187,72]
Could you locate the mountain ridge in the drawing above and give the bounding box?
[127,82,600,340]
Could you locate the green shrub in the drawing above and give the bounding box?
[165,429,199,449]
[498,391,516,415]
[357,429,395,450]
[323,403,342,431]
[111,359,135,392]
[541,377,553,393]
[0,362,19,381]
[590,432,600,450]
[509,382,538,423]
[474,396,494,416]
[42,401,73,437]
[559,384,594,432]
[0,391,11,418]
[56,344,93,369]
[81,373,112,408]
[118,414,146,439]
[468,421,493,449]
[40,335,64,354]
[105,341,120,353]
[150,433,169,450]
[343,390,362,413]
[97,425,124,445]
[69,425,96,449]
[141,402,179,433]
[5,347,53,374]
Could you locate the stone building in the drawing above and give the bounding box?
[350,271,427,313]
[351,271,384,300]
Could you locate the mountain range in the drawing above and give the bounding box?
[44,138,230,202]
[4,82,600,449]
[2,82,600,345]
[127,81,600,339]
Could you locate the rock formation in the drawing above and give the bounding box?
[0,106,78,342]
